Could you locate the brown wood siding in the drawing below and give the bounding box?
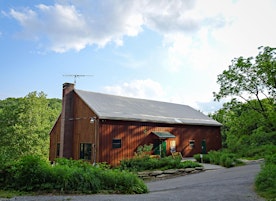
[73,92,98,162]
[98,120,221,166]
[49,116,61,161]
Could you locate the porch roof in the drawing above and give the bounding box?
[151,131,176,139]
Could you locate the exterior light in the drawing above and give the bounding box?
[90,117,96,123]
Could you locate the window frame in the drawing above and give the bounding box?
[112,139,122,149]
[80,143,92,160]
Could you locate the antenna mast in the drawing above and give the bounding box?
[63,74,93,84]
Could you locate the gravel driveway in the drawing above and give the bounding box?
[0,162,264,201]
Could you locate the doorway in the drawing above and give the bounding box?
[153,140,167,157]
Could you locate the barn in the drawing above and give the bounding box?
[49,83,222,166]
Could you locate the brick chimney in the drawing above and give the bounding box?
[59,83,75,158]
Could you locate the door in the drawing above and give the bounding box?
[153,140,167,157]
[161,141,166,157]
[153,140,161,155]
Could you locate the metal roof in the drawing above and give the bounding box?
[74,89,222,126]
[151,131,176,138]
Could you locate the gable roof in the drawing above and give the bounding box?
[74,89,222,126]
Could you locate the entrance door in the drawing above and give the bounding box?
[161,141,166,157]
[153,140,167,157]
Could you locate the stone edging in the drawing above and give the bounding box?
[138,166,205,181]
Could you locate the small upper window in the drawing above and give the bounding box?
[112,139,122,148]
[80,143,92,160]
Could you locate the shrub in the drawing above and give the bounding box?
[239,144,276,159]
[135,144,153,157]
[208,151,221,165]
[4,155,52,191]
[120,155,201,172]
[255,154,276,199]
[2,155,148,194]
[194,150,241,168]
[99,169,148,194]
[193,154,210,163]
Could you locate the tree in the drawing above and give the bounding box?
[212,47,276,156]
[213,46,276,116]
[211,99,276,155]
[0,92,61,164]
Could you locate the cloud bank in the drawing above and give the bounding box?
[6,0,224,52]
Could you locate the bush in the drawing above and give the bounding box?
[2,155,148,194]
[99,169,148,194]
[238,144,276,159]
[120,155,201,172]
[194,150,241,168]
[4,155,52,191]
[135,144,153,157]
[255,154,276,199]
[193,154,210,163]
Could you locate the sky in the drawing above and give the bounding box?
[1,0,276,114]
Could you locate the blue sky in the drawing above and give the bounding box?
[1,0,276,113]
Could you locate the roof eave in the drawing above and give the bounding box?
[98,116,222,127]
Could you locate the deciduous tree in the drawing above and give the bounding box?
[213,46,276,116]
[0,92,61,164]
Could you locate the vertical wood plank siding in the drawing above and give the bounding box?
[99,120,221,166]
[73,93,97,161]
[49,116,61,161]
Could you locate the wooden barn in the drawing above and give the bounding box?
[49,83,222,166]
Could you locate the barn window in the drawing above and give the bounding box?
[189,140,195,149]
[112,139,122,148]
[80,143,92,160]
[57,143,60,157]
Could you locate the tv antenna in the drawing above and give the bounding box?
[63,74,94,84]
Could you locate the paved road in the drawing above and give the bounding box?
[1,163,264,201]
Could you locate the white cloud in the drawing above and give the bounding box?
[102,78,216,112]
[103,79,166,101]
[6,0,276,55]
[6,0,208,52]
[8,2,144,52]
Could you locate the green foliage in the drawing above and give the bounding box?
[214,46,276,103]
[193,154,210,163]
[194,150,242,168]
[2,155,52,191]
[135,144,153,157]
[255,154,276,199]
[211,99,276,157]
[1,156,148,194]
[120,156,201,172]
[0,92,61,164]
[212,46,276,159]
